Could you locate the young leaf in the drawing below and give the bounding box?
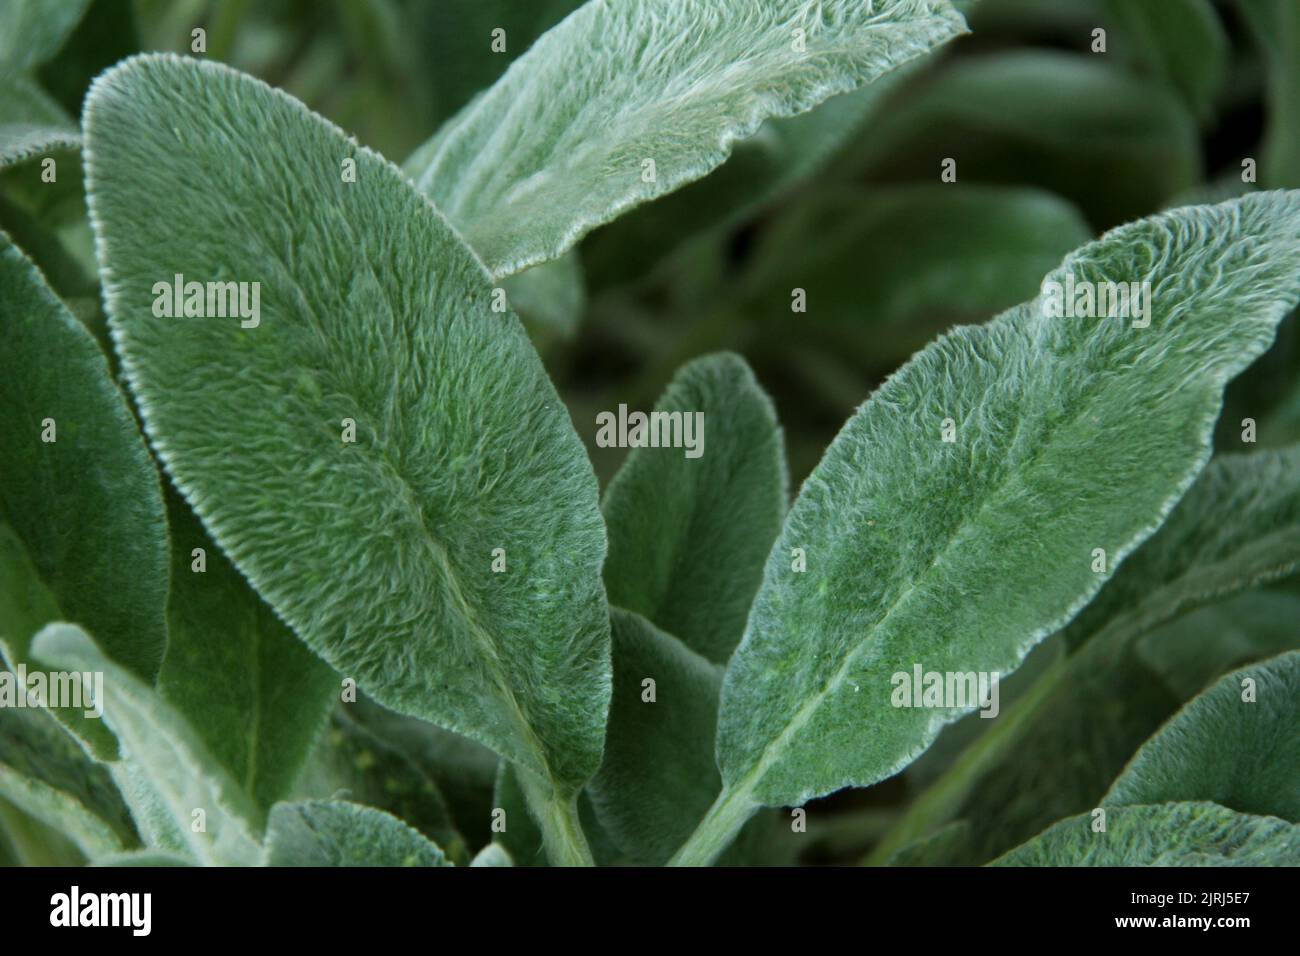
[264,800,452,867]
[404,0,967,275]
[30,623,262,866]
[587,610,726,865]
[1104,652,1300,822]
[0,75,80,170]
[85,56,611,802]
[602,354,787,664]
[992,802,1300,867]
[688,193,1300,862]
[158,491,337,813]
[0,229,168,682]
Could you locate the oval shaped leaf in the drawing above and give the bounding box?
[713,193,1300,823]
[405,0,967,275]
[601,353,787,664]
[264,800,452,867]
[84,55,611,794]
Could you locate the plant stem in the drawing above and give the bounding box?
[516,770,595,867]
[667,785,757,867]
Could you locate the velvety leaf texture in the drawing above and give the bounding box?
[31,624,262,866]
[602,353,788,665]
[1104,652,1300,823]
[588,609,725,865]
[716,192,1300,811]
[0,75,80,170]
[159,492,337,813]
[405,0,968,275]
[84,55,611,794]
[0,229,167,681]
[264,800,451,867]
[992,802,1300,867]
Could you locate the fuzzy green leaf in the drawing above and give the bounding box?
[404,0,967,275]
[1104,652,1300,822]
[0,229,167,682]
[713,193,1300,821]
[84,55,611,795]
[0,75,79,170]
[602,354,787,665]
[158,492,337,813]
[470,843,513,867]
[30,623,262,866]
[264,800,451,867]
[992,802,1300,867]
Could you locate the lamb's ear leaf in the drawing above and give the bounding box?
[500,250,585,339]
[1104,652,1300,822]
[469,843,513,867]
[0,229,167,685]
[711,193,1300,829]
[602,354,787,665]
[1101,0,1228,121]
[263,800,452,867]
[1063,444,1300,652]
[491,762,617,867]
[404,0,967,276]
[89,850,195,867]
[1237,0,1300,188]
[84,55,611,796]
[30,623,262,866]
[0,0,91,75]
[158,490,337,813]
[587,610,725,865]
[991,802,1300,866]
[0,75,80,170]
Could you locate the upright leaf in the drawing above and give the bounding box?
[602,354,787,665]
[159,492,336,813]
[1104,652,1300,822]
[0,0,91,75]
[85,56,611,801]
[686,193,1300,863]
[0,229,167,681]
[1102,0,1227,121]
[992,802,1300,867]
[264,800,452,867]
[31,623,262,866]
[404,0,967,275]
[1238,0,1300,188]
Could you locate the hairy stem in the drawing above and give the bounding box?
[668,784,757,867]
[516,769,594,867]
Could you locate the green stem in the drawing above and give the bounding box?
[516,771,594,867]
[668,785,758,867]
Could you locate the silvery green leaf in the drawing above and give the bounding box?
[0,229,167,683]
[404,0,967,275]
[30,623,262,866]
[1102,0,1227,121]
[85,55,611,797]
[89,850,194,866]
[699,193,1300,859]
[294,707,466,864]
[992,802,1300,867]
[602,354,787,665]
[1104,652,1300,822]
[0,0,90,75]
[159,492,337,813]
[264,800,452,867]
[587,610,725,865]
[0,75,79,170]
[470,843,513,867]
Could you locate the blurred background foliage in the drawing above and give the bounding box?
[3,0,1300,865]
